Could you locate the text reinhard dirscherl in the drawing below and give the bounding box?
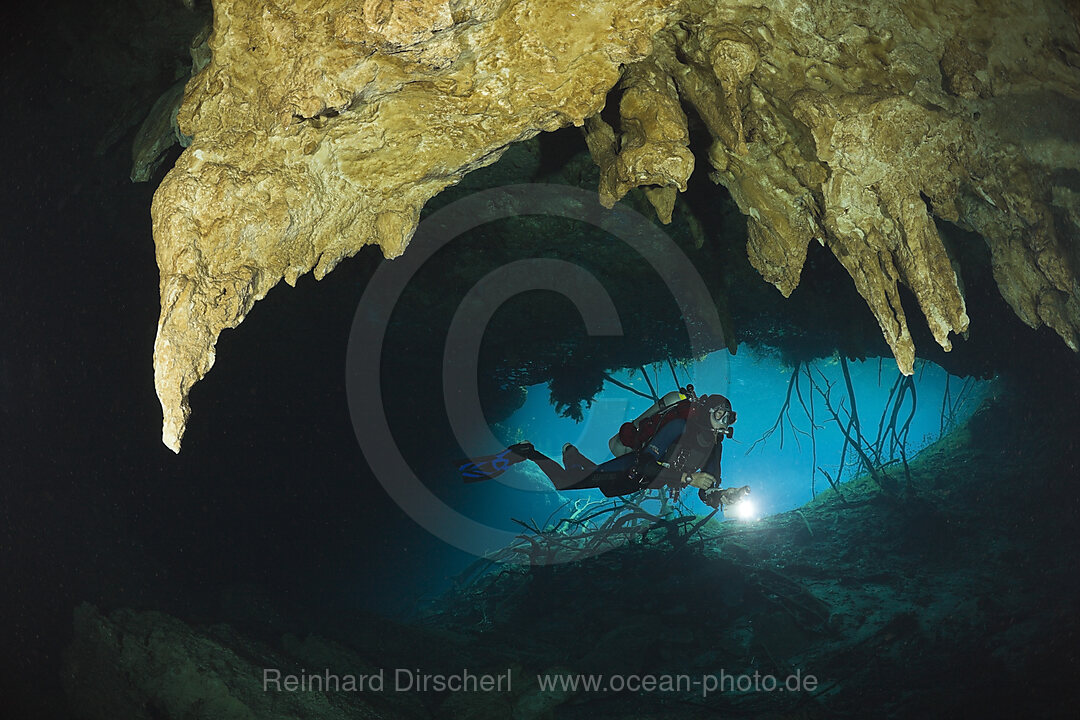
[262,668,820,698]
[264,668,510,694]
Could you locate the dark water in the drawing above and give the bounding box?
[4,4,1080,719]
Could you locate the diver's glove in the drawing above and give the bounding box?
[701,484,751,510]
[699,485,723,508]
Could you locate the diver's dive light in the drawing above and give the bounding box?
[733,498,757,521]
[713,485,754,520]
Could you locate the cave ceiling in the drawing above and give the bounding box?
[143,0,1080,451]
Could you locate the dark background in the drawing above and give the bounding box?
[1,4,473,715]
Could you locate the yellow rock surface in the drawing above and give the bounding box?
[152,0,676,451]
[152,0,1080,450]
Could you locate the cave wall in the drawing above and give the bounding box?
[150,0,1080,450]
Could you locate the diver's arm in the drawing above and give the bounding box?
[703,439,723,485]
[691,439,725,503]
[675,436,724,491]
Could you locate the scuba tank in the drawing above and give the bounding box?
[608,384,698,456]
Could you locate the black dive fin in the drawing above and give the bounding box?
[458,443,534,483]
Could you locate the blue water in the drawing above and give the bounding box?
[469,348,985,525]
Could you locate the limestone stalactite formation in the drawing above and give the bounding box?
[152,0,677,451]
[152,0,1080,451]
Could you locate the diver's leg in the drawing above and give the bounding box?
[559,453,640,495]
[594,452,648,496]
[515,446,592,490]
[524,447,643,495]
[562,443,597,473]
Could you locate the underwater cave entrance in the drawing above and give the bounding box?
[489,347,990,522]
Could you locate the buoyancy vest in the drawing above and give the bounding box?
[618,398,703,451]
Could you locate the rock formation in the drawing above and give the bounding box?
[151,0,1080,451]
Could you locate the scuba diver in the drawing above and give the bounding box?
[460,385,751,510]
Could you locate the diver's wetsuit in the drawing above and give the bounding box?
[527,417,722,497]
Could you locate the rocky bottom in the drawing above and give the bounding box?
[62,381,1080,719]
